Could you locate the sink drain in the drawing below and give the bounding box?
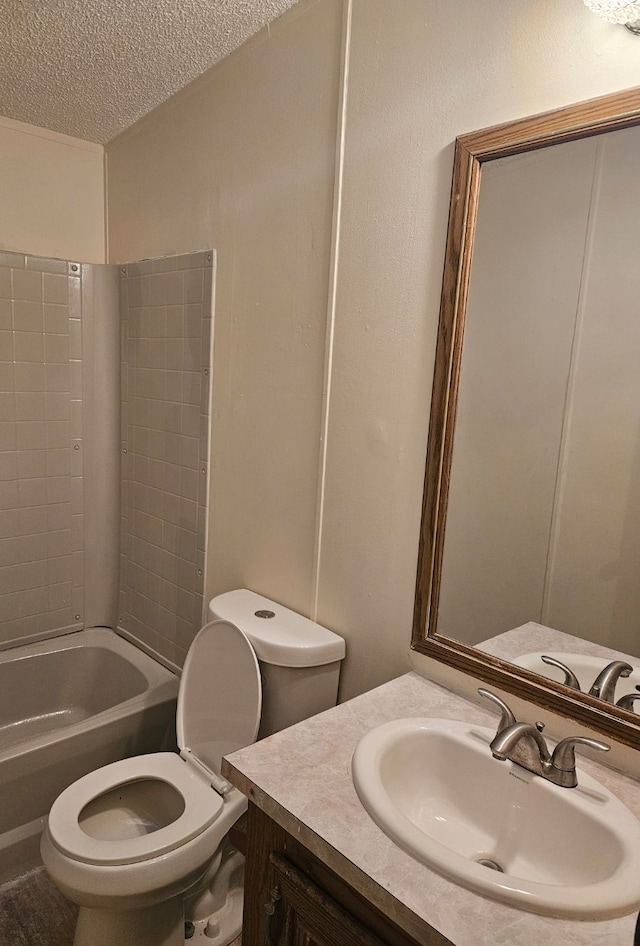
[476,857,504,872]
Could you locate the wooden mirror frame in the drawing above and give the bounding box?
[412,86,640,746]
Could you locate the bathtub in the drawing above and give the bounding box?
[0,627,179,882]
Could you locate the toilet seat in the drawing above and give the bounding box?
[47,753,224,867]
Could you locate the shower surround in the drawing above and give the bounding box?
[0,247,214,669]
[0,248,213,881]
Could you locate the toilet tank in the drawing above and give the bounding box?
[208,590,346,739]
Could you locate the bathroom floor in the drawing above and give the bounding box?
[0,869,242,946]
[0,869,77,946]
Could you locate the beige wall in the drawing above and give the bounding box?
[107,0,342,627]
[105,0,640,700]
[0,117,105,263]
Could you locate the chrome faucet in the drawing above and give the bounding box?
[479,688,610,788]
[588,661,633,702]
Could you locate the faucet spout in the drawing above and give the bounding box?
[588,661,633,703]
[490,721,551,767]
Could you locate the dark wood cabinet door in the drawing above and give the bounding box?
[241,803,451,946]
[266,852,387,946]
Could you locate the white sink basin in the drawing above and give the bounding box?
[352,718,640,918]
[513,651,640,702]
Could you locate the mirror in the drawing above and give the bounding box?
[412,86,640,746]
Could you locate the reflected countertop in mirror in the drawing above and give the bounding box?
[480,623,639,665]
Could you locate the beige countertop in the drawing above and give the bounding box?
[223,665,640,946]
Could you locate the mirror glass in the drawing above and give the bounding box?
[440,125,640,657]
[413,87,640,745]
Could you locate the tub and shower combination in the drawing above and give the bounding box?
[0,628,179,882]
[0,250,209,884]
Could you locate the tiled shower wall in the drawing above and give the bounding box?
[0,251,84,648]
[118,252,213,669]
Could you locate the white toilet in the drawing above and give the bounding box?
[41,590,345,946]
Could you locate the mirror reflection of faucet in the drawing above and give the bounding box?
[540,656,636,706]
[540,654,581,689]
[589,661,633,701]
[478,688,610,788]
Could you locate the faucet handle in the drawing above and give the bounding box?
[478,688,516,732]
[551,736,610,773]
[616,686,640,711]
[541,655,581,690]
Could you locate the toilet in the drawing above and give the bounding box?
[41,590,345,946]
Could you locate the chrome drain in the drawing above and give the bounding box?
[476,857,504,872]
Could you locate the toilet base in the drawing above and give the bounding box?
[73,896,184,946]
[184,841,244,945]
[185,883,243,944]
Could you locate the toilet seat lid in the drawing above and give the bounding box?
[177,619,262,781]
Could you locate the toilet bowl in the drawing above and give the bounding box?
[41,590,345,946]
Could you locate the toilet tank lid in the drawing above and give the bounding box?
[208,590,346,668]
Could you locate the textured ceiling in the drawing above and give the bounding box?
[0,0,300,144]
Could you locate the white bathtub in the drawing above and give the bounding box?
[0,627,179,882]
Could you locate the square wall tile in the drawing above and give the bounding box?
[45,364,70,393]
[44,304,69,334]
[16,392,45,421]
[43,274,69,305]
[12,269,42,303]
[14,332,44,363]
[16,421,46,450]
[15,363,44,392]
[16,449,46,479]
[13,300,43,332]
[46,392,71,420]
[45,334,69,364]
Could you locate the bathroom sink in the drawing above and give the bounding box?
[351,718,640,918]
[513,651,640,701]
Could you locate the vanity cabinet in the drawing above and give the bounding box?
[241,803,451,946]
